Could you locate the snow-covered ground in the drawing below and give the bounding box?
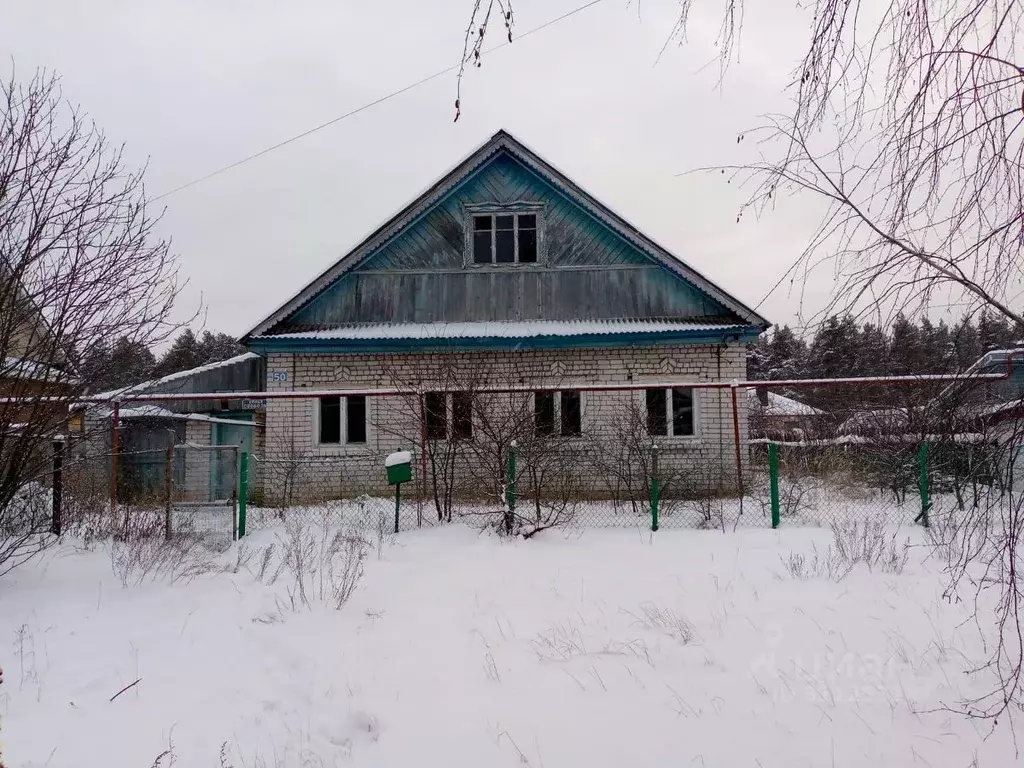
[0,520,1017,767]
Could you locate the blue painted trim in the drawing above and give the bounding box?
[249,327,763,355]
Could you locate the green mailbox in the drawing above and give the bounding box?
[386,450,412,534]
[385,450,412,485]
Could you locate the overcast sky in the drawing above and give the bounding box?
[2,0,834,338]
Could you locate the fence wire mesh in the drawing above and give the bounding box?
[234,429,1006,537]
[46,375,1017,547]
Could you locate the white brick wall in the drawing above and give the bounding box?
[258,344,749,502]
[182,420,213,502]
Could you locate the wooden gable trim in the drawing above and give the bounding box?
[241,130,769,341]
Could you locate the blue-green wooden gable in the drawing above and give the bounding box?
[244,130,768,345]
[291,153,727,327]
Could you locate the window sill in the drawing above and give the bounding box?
[312,443,373,455]
[649,435,703,447]
[463,262,544,271]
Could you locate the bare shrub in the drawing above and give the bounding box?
[756,473,814,520]
[829,519,910,575]
[780,519,910,582]
[625,603,697,644]
[592,395,655,520]
[369,497,397,559]
[530,618,653,665]
[688,494,725,531]
[779,551,811,580]
[108,514,218,587]
[252,512,368,611]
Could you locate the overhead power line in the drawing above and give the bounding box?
[153,0,609,202]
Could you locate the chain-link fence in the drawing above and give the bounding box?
[54,441,243,548]
[235,434,976,537]
[50,437,1001,548]
[46,376,1017,546]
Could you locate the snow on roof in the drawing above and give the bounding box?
[838,408,911,434]
[95,404,256,426]
[88,352,260,402]
[974,396,1024,419]
[258,320,747,341]
[2,355,75,384]
[746,389,822,417]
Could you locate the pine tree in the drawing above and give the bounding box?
[857,323,889,376]
[153,329,203,378]
[746,337,769,380]
[196,331,244,365]
[889,314,924,374]
[931,320,955,372]
[151,329,245,379]
[977,311,1013,352]
[80,336,156,392]
[766,325,808,379]
[952,317,983,370]
[808,316,859,378]
[917,318,943,373]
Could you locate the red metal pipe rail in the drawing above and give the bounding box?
[57,368,1013,406]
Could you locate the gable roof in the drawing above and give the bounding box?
[0,264,75,378]
[242,130,769,341]
[75,352,263,415]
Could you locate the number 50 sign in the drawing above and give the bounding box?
[272,370,289,383]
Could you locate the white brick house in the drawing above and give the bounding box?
[242,131,768,502]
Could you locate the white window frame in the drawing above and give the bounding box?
[464,203,545,267]
[646,387,699,440]
[313,395,368,448]
[534,390,586,438]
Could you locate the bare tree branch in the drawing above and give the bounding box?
[0,68,185,576]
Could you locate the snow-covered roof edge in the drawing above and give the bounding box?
[92,404,258,426]
[261,320,747,341]
[82,352,261,404]
[2,355,77,384]
[745,388,823,416]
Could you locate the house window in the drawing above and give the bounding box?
[534,390,582,437]
[425,392,448,440]
[535,391,556,436]
[472,212,539,264]
[318,395,367,445]
[646,388,695,437]
[452,392,473,440]
[425,392,473,440]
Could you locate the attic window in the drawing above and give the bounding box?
[472,213,538,264]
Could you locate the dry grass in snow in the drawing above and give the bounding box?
[0,520,1018,767]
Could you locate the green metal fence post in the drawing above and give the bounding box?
[505,441,517,534]
[768,442,781,529]
[238,452,248,538]
[917,441,931,528]
[650,443,661,532]
[394,482,401,535]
